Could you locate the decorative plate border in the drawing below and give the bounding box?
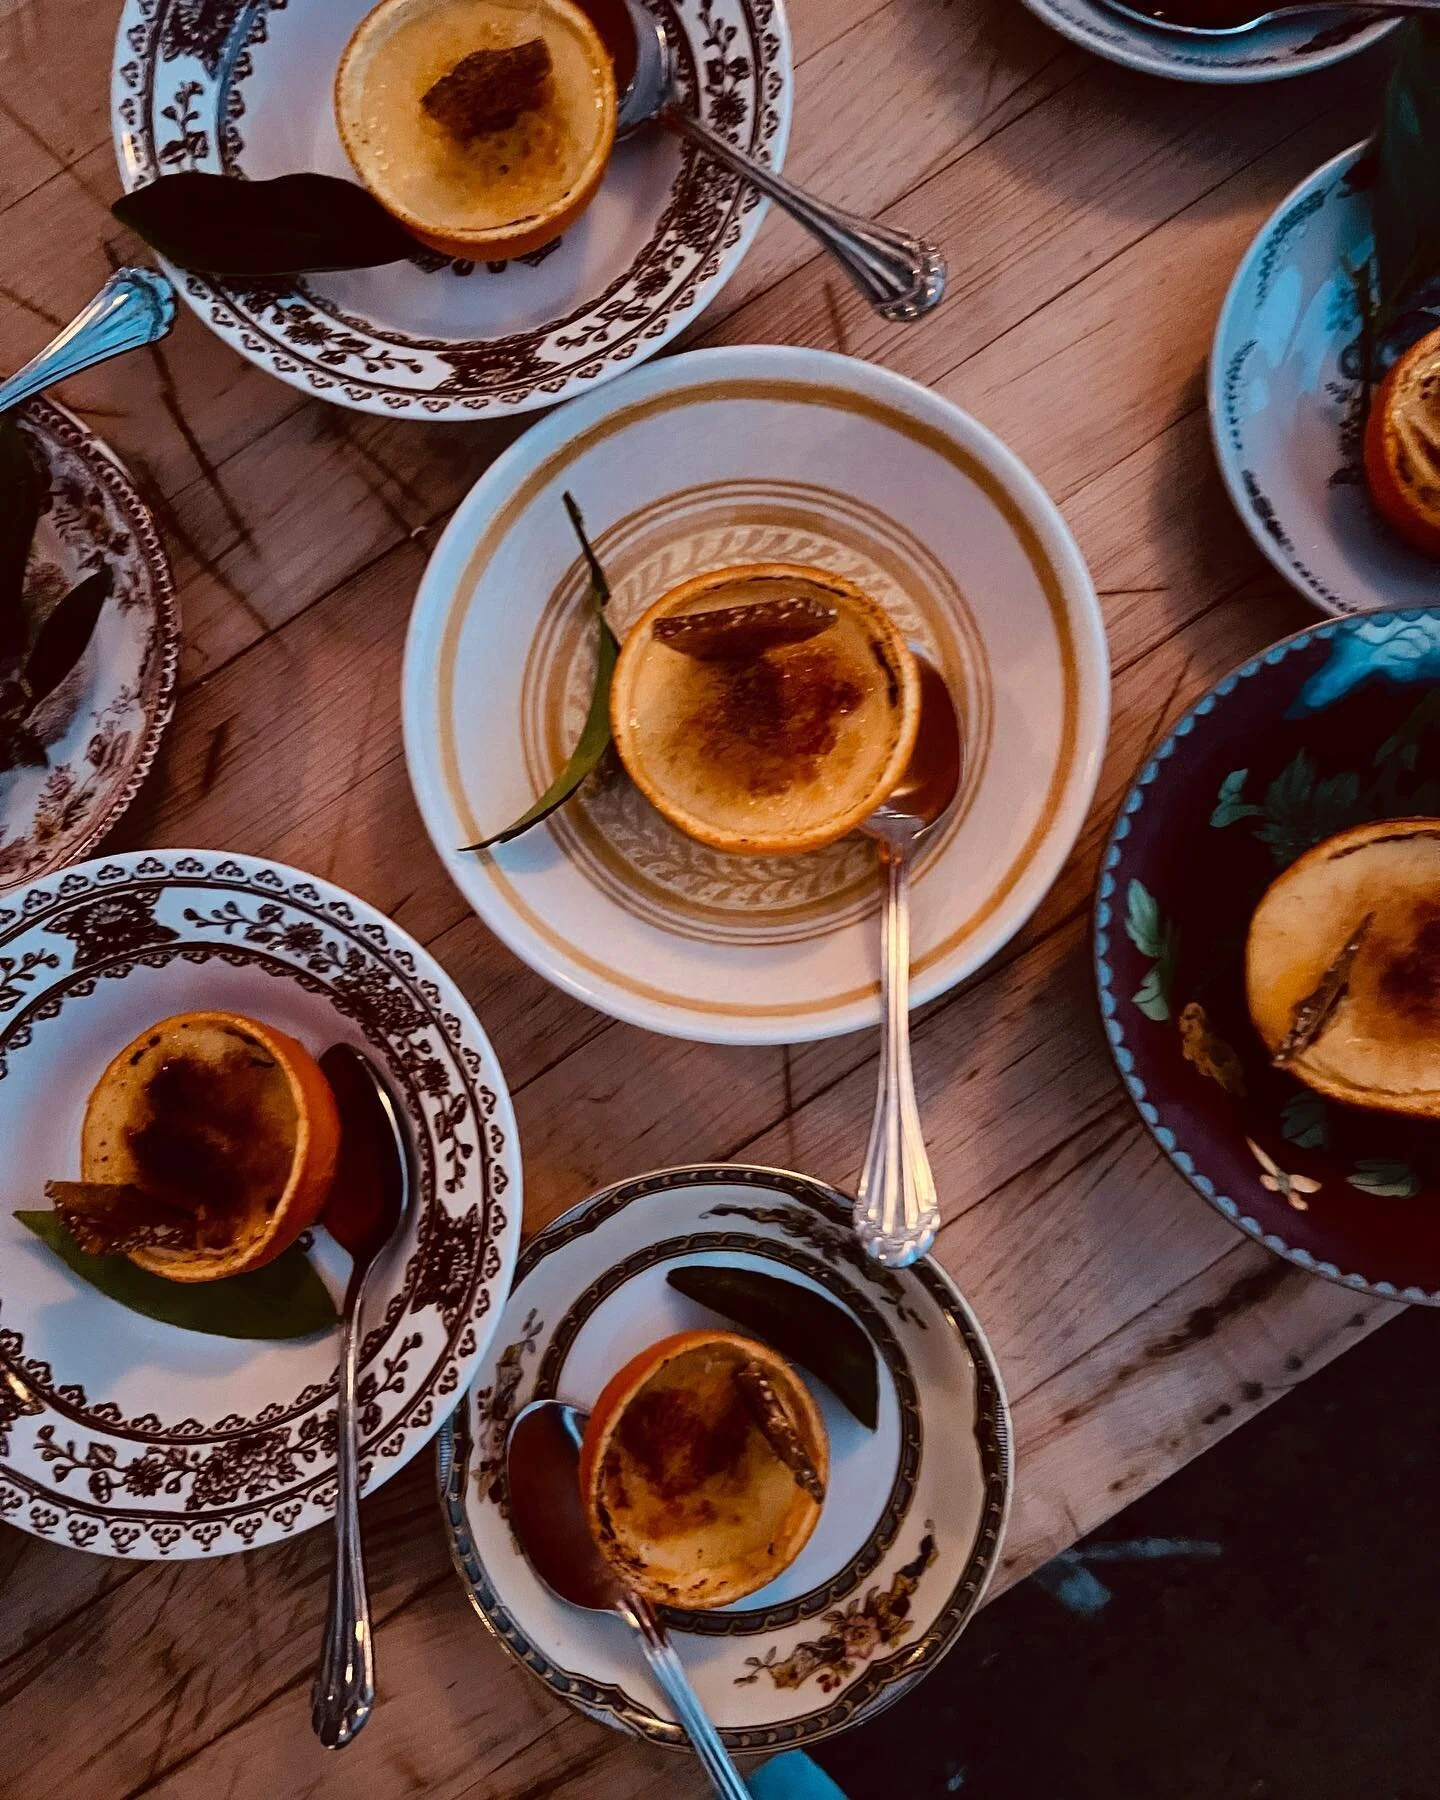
[111,0,792,418]
[1019,0,1392,83]
[1094,607,1440,1306]
[0,849,522,1556]
[0,399,179,892]
[438,1163,1012,1751]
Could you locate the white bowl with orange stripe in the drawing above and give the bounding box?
[403,344,1110,1045]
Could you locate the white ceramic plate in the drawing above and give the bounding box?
[439,1165,1011,1750]
[1211,143,1440,617]
[1019,0,1393,82]
[403,344,1109,1045]
[0,849,520,1558]
[0,400,178,893]
[111,0,791,419]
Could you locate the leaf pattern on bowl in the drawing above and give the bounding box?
[1124,879,1178,1023]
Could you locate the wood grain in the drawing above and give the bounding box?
[0,0,1404,1794]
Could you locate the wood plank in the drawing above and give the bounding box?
[998,1247,1395,1593]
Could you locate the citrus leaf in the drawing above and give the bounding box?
[21,564,112,708]
[15,1210,338,1339]
[1371,22,1440,323]
[461,492,618,851]
[0,718,45,773]
[0,414,45,664]
[113,172,418,276]
[667,1264,878,1430]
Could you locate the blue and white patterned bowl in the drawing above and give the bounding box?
[1210,141,1440,617]
[1020,0,1393,84]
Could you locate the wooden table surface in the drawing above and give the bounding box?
[0,1,1409,1794]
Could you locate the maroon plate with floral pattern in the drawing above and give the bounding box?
[0,400,178,893]
[0,849,520,1556]
[1097,608,1440,1303]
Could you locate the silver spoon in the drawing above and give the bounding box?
[0,268,175,415]
[1095,0,1438,36]
[854,657,963,1269]
[506,1399,751,1800]
[611,0,944,322]
[310,1045,413,1751]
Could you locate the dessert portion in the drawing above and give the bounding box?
[49,1010,340,1283]
[1246,819,1440,1118]
[609,563,922,856]
[578,1329,829,1608]
[1365,326,1440,558]
[335,0,617,260]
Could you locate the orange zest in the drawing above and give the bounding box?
[78,1010,340,1284]
[578,1328,828,1609]
[1364,326,1440,557]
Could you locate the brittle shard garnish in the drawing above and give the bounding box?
[652,595,839,663]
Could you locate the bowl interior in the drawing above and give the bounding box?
[1101,612,1440,1298]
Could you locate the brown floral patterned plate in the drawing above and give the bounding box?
[0,400,178,894]
[110,0,791,419]
[438,1166,1011,1750]
[0,849,520,1557]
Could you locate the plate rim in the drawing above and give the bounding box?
[436,1160,1014,1750]
[1017,0,1395,83]
[402,342,1111,1045]
[108,0,794,420]
[0,845,525,1556]
[1,398,180,893]
[1093,604,1440,1306]
[1208,139,1371,619]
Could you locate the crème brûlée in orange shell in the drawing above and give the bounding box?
[609,563,922,857]
[335,0,617,260]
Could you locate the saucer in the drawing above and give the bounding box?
[1098,608,1440,1303]
[438,1164,1011,1749]
[1020,0,1393,82]
[111,0,791,418]
[0,849,521,1556]
[0,400,178,893]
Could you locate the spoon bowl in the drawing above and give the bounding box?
[506,1398,752,1799]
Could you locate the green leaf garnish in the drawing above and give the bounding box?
[112,172,419,277]
[15,1210,339,1340]
[0,414,45,664]
[666,1263,879,1430]
[461,491,619,851]
[1372,23,1440,334]
[18,564,112,710]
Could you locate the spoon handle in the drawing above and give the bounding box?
[310,1293,375,1749]
[623,1595,751,1799]
[855,842,940,1268]
[0,268,176,415]
[661,106,945,323]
